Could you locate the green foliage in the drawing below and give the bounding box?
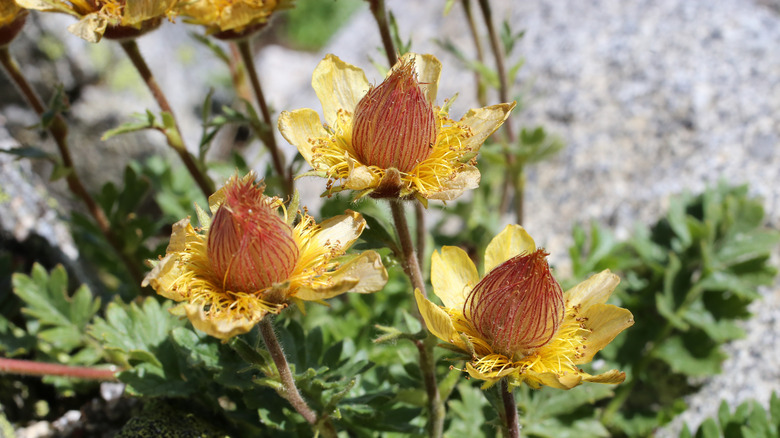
[11,264,100,362]
[680,393,780,438]
[570,183,780,436]
[281,0,363,51]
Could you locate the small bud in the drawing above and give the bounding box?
[464,249,565,359]
[207,178,298,293]
[351,59,437,173]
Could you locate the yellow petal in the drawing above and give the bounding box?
[165,218,191,253]
[397,52,441,104]
[124,0,174,25]
[415,289,459,346]
[576,303,634,364]
[15,0,77,16]
[312,54,369,126]
[278,109,327,167]
[431,246,478,308]
[344,161,378,190]
[425,165,480,201]
[466,362,516,388]
[182,302,264,340]
[141,253,181,300]
[484,224,536,273]
[67,13,107,43]
[564,270,620,309]
[314,210,366,252]
[524,369,583,390]
[295,251,388,300]
[583,369,626,384]
[458,102,517,152]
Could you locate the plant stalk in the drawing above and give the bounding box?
[0,46,145,288]
[235,39,294,198]
[0,357,119,381]
[389,200,444,438]
[501,380,520,438]
[461,0,488,107]
[368,0,398,66]
[259,318,337,438]
[477,0,524,223]
[120,40,214,198]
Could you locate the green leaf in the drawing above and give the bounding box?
[101,110,158,140]
[0,146,55,160]
[653,336,724,376]
[87,297,184,368]
[12,264,100,350]
[697,418,721,438]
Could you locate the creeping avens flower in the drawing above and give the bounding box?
[279,53,516,203]
[0,1,28,46]
[143,172,388,340]
[15,0,176,42]
[176,0,292,38]
[416,225,634,389]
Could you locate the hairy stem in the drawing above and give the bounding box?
[120,40,214,198]
[415,201,426,269]
[259,318,337,438]
[461,0,488,107]
[477,0,523,223]
[389,200,444,438]
[0,46,144,288]
[368,0,399,66]
[0,357,119,381]
[235,39,293,198]
[501,380,520,438]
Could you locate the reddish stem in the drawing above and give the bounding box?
[0,357,119,381]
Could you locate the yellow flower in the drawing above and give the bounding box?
[16,0,176,42]
[279,53,516,203]
[176,0,292,38]
[416,225,634,389]
[0,1,28,46]
[143,172,388,340]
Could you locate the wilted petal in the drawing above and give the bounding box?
[425,165,480,201]
[458,102,517,152]
[313,210,365,253]
[396,52,441,105]
[295,251,387,300]
[278,109,327,166]
[583,369,627,384]
[182,302,264,340]
[484,224,536,273]
[431,246,479,308]
[67,14,107,43]
[312,54,369,126]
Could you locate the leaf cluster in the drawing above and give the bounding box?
[681,393,780,438]
[569,183,780,436]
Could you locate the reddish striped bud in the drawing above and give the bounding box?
[351,59,437,173]
[207,178,298,293]
[464,249,565,359]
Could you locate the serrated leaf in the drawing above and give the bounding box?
[12,264,100,353]
[87,297,184,368]
[697,418,721,438]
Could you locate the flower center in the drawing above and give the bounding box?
[464,249,565,359]
[207,178,299,293]
[351,59,437,173]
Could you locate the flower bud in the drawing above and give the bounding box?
[351,59,437,173]
[464,249,565,359]
[207,178,299,293]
